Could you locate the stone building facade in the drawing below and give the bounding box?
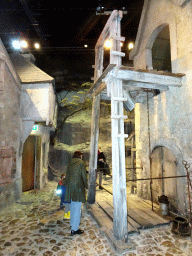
[129,0,192,215]
[0,40,22,207]
[0,42,57,209]
[10,53,57,193]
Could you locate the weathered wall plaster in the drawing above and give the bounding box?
[130,0,192,214]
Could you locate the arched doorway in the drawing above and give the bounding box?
[151,146,178,212]
[152,25,171,72]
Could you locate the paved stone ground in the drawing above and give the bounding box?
[0,180,192,256]
[0,181,118,256]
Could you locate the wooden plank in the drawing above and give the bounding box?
[120,65,185,78]
[94,82,106,97]
[90,204,113,230]
[125,81,169,91]
[87,64,116,96]
[128,195,159,210]
[127,216,141,231]
[137,197,160,210]
[127,200,169,226]
[116,68,184,86]
[99,201,138,233]
[106,201,141,231]
[128,197,169,224]
[97,201,113,220]
[127,208,154,228]
[128,201,162,225]
[140,208,170,225]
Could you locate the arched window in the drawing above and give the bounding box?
[152,25,171,72]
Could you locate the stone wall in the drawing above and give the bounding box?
[131,0,192,214]
[0,54,22,208]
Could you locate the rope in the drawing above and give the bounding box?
[147,89,153,211]
[147,90,151,173]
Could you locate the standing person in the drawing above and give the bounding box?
[65,151,88,236]
[97,150,110,189]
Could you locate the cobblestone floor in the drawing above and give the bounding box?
[0,180,192,256]
[0,181,119,256]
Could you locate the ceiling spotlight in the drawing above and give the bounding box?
[12,40,21,50]
[104,39,112,49]
[96,5,105,14]
[34,43,40,49]
[20,40,28,48]
[128,42,134,50]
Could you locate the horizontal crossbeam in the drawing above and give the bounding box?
[124,81,169,91]
[116,67,184,87]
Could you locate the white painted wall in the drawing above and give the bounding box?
[21,83,56,125]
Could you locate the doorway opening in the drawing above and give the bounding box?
[22,135,41,192]
[152,25,171,72]
[150,146,178,213]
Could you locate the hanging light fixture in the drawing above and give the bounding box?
[104,39,112,49]
[128,42,134,50]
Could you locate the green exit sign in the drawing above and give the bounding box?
[32,125,38,131]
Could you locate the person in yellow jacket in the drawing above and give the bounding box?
[65,151,88,236]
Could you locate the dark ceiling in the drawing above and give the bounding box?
[1,0,144,49]
[0,0,144,91]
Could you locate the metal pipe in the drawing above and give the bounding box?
[126,167,143,169]
[182,161,192,234]
[150,179,153,211]
[127,175,187,182]
[97,167,143,170]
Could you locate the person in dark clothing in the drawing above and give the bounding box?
[65,151,88,236]
[97,150,110,189]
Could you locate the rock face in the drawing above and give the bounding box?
[48,103,113,179]
[48,100,135,184]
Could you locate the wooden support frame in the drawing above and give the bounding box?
[87,9,184,242]
[87,94,101,204]
[88,10,128,242]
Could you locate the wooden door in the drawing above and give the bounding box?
[151,147,163,203]
[151,146,178,211]
[22,136,36,191]
[163,147,178,211]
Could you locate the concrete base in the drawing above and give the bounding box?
[85,203,137,254]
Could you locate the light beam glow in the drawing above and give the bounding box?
[104,39,112,49]
[128,42,134,50]
[12,40,21,50]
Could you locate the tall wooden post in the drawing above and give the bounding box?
[87,94,101,204]
[88,10,128,240]
[110,11,128,241]
[87,46,103,204]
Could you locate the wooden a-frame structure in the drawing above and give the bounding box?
[87,10,184,241]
